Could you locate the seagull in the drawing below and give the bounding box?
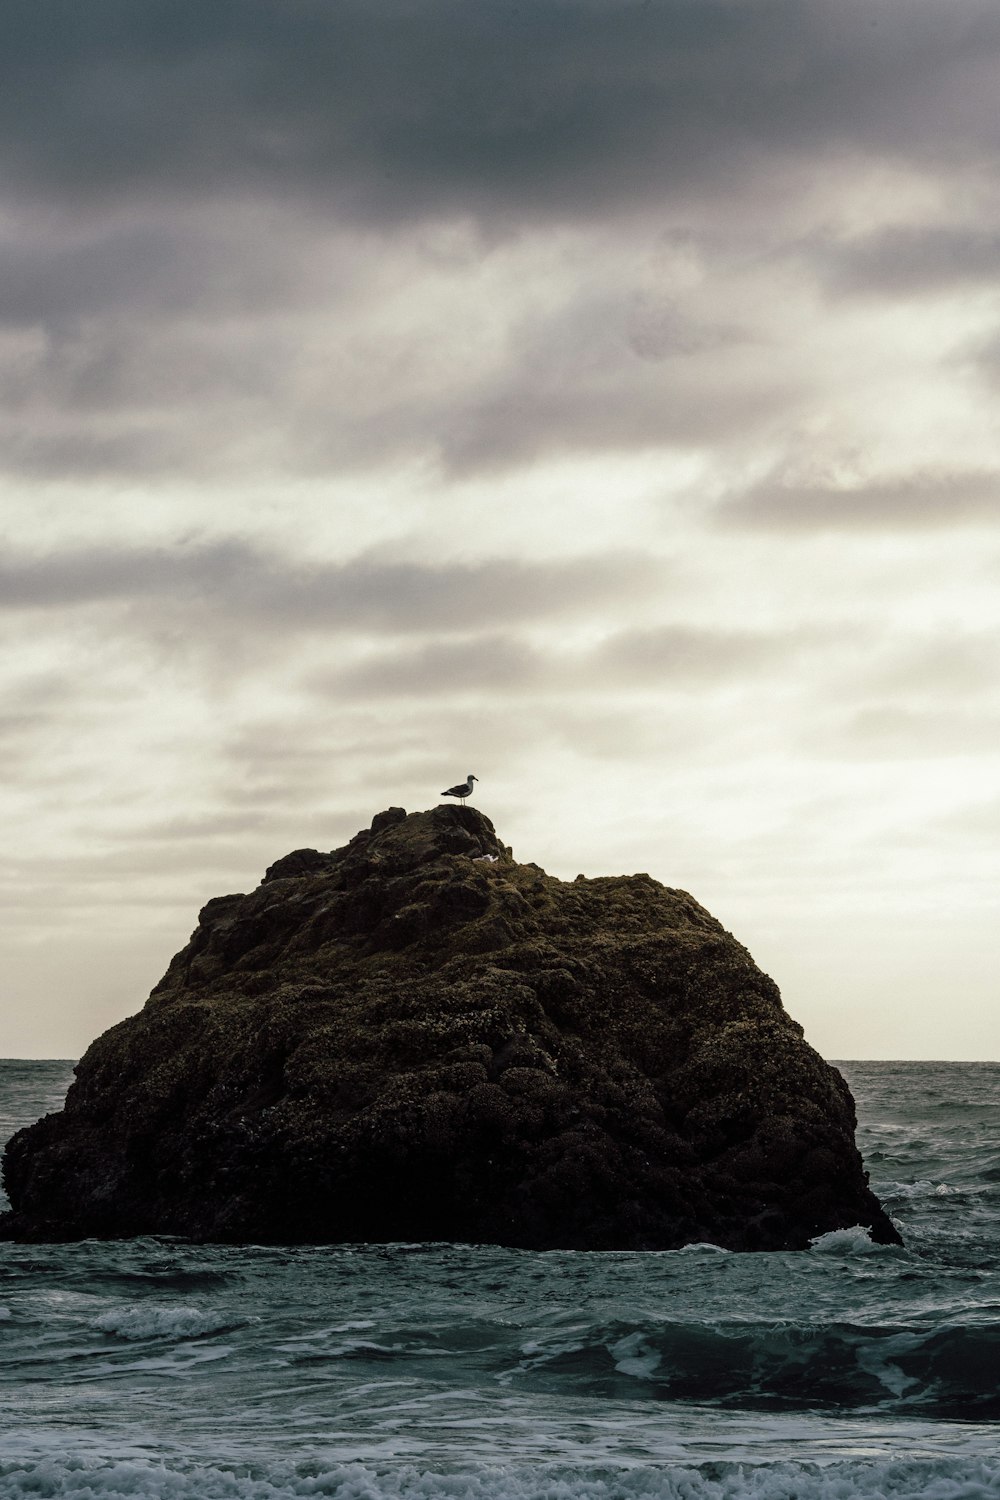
[442,773,478,805]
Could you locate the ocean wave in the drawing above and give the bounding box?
[0,1456,999,1500]
[807,1226,889,1254]
[508,1318,1000,1418]
[90,1305,238,1341]
[71,1300,1000,1419]
[881,1180,979,1202]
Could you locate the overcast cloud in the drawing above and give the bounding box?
[1,0,999,1060]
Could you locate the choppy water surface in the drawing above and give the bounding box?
[1,1059,998,1499]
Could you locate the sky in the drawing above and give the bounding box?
[2,0,999,1060]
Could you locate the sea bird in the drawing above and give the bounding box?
[442,774,478,805]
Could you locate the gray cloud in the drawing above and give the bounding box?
[220,700,539,815]
[0,215,309,329]
[0,540,654,634]
[816,225,1000,298]
[0,259,789,482]
[321,636,544,700]
[124,811,280,843]
[533,702,707,763]
[0,843,258,896]
[439,377,784,477]
[434,285,788,475]
[0,202,373,480]
[0,317,290,479]
[596,624,786,682]
[626,297,746,362]
[718,468,1000,530]
[3,2,998,486]
[966,326,1000,390]
[314,622,799,706]
[437,364,779,474]
[0,670,90,773]
[2,2,999,225]
[0,324,300,481]
[831,704,1000,758]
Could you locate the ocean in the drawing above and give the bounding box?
[1,1059,998,1500]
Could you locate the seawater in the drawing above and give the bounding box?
[1,1059,999,1499]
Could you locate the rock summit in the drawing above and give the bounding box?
[1,806,899,1250]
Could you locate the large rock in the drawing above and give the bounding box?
[0,806,899,1250]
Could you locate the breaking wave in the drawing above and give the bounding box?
[0,1457,999,1500]
[509,1317,1000,1418]
[90,1305,238,1341]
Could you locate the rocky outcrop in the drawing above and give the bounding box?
[0,806,899,1250]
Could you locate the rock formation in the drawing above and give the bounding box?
[1,806,899,1249]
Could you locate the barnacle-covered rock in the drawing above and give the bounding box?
[0,806,899,1249]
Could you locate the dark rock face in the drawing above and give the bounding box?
[0,806,899,1250]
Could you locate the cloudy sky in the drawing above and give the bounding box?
[3,0,999,1059]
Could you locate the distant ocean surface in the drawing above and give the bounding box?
[1,1059,999,1500]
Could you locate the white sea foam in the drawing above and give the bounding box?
[854,1331,925,1401]
[515,1335,587,1370]
[669,1242,732,1255]
[889,1181,963,1202]
[808,1226,886,1255]
[1,1457,1000,1500]
[90,1305,235,1341]
[609,1332,662,1380]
